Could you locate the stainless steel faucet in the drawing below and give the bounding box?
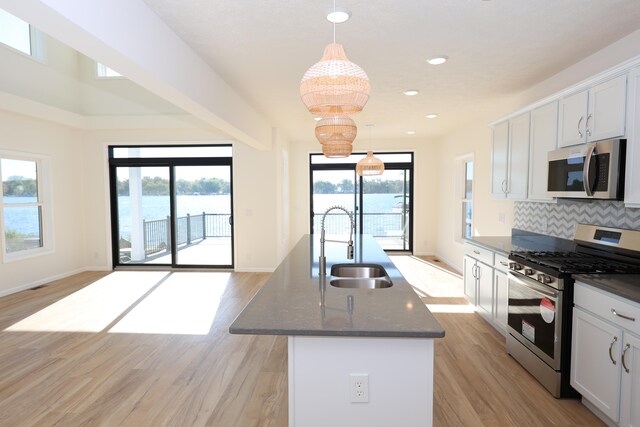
[319,205,355,276]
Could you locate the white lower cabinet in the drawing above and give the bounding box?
[571,282,640,426]
[463,242,508,335]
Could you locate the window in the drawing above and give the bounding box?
[1,153,51,261]
[0,9,44,60]
[458,155,474,240]
[97,62,123,78]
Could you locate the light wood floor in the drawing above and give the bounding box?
[0,260,604,426]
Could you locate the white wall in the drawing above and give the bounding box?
[435,29,640,272]
[0,110,89,296]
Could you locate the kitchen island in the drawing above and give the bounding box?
[230,234,444,427]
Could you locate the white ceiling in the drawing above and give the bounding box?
[142,0,640,143]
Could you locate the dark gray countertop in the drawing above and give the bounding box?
[573,274,640,304]
[229,234,445,338]
[466,229,576,255]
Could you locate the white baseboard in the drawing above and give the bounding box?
[234,267,275,273]
[432,252,462,274]
[0,266,106,299]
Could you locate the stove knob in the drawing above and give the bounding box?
[524,268,534,276]
[509,262,523,271]
[537,274,552,284]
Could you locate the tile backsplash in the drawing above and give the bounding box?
[514,200,640,239]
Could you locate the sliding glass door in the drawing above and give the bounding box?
[310,152,413,252]
[109,146,233,268]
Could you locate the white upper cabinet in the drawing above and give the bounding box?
[491,113,530,200]
[491,120,510,197]
[558,75,627,147]
[625,67,640,208]
[528,101,558,201]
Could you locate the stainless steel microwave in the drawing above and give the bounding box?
[547,139,625,199]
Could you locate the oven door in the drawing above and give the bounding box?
[507,272,563,370]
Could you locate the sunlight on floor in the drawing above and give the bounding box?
[389,255,465,298]
[109,272,231,335]
[5,272,169,332]
[426,304,476,313]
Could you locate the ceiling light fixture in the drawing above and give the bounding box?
[356,124,384,176]
[300,1,370,117]
[425,113,438,119]
[316,115,357,158]
[406,130,416,135]
[403,89,419,96]
[427,56,448,65]
[326,7,351,24]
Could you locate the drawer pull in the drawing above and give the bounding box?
[473,250,481,255]
[500,261,508,266]
[609,336,618,365]
[611,308,636,322]
[622,343,631,374]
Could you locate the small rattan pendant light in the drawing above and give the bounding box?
[356,124,384,176]
[300,1,370,116]
[315,115,357,157]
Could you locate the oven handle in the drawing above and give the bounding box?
[583,143,597,197]
[508,271,558,300]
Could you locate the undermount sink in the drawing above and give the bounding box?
[330,263,388,278]
[329,263,392,289]
[329,278,393,289]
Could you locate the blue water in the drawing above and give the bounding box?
[4,194,407,237]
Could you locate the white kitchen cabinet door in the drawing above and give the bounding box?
[625,67,640,208]
[507,112,530,200]
[558,90,589,148]
[491,121,509,198]
[476,262,493,318]
[528,102,558,201]
[463,256,477,305]
[588,74,627,142]
[571,307,622,423]
[620,332,640,427]
[493,270,508,334]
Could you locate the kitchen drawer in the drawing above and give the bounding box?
[574,281,640,335]
[494,253,510,273]
[464,242,494,266]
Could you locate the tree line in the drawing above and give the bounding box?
[117,177,230,196]
[2,177,37,197]
[313,179,408,194]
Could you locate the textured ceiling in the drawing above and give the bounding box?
[142,0,640,143]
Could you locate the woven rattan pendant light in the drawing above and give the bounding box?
[356,124,384,176]
[300,1,370,116]
[316,115,356,158]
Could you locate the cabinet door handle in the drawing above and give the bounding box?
[622,343,631,374]
[585,114,592,137]
[472,265,477,279]
[611,308,636,322]
[609,336,618,365]
[577,116,584,138]
[501,179,508,195]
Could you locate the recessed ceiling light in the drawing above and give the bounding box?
[425,114,438,119]
[326,7,351,24]
[314,116,322,121]
[427,56,448,65]
[403,89,419,96]
[406,131,416,135]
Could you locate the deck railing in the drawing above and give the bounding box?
[313,212,408,237]
[142,212,231,256]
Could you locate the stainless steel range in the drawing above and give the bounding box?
[506,224,640,398]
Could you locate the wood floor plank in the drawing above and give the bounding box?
[0,264,606,426]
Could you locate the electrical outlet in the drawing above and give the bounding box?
[349,373,369,403]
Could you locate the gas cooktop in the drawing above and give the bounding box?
[509,250,640,275]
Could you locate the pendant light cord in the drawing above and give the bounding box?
[333,0,336,43]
